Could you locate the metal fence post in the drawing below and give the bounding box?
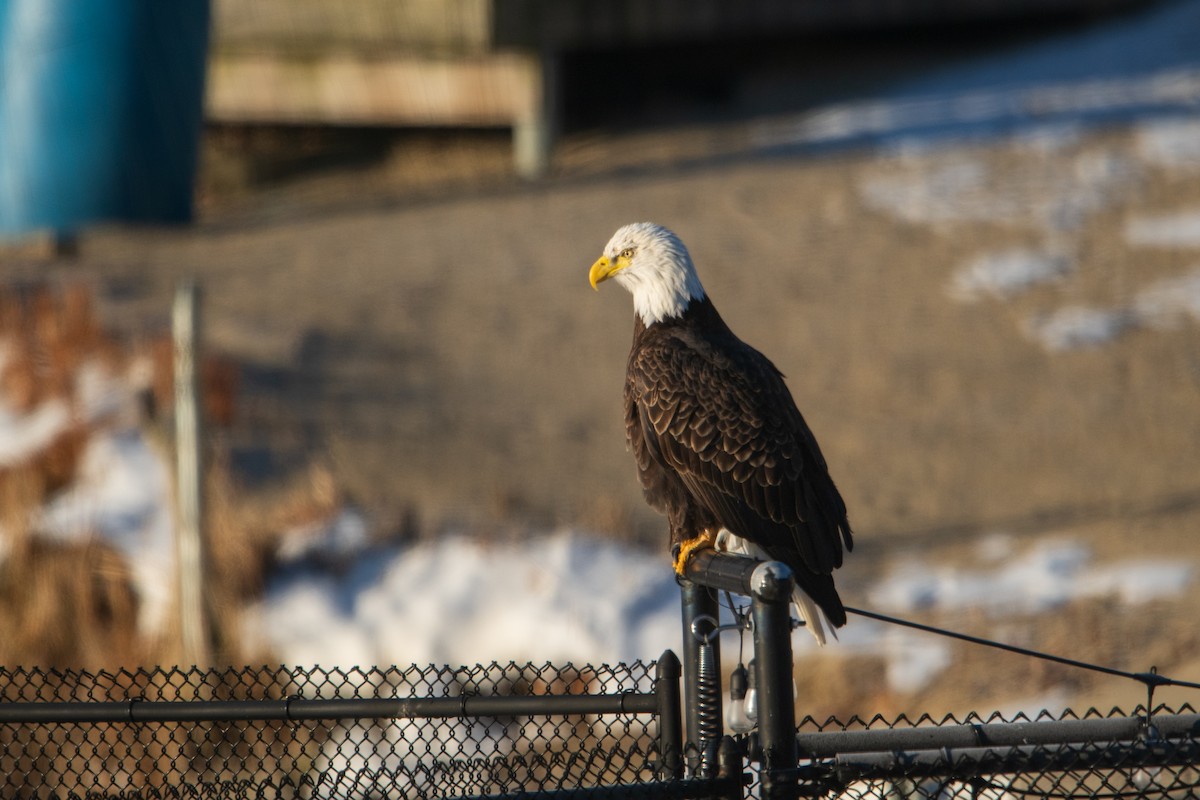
[749,562,797,800]
[655,649,683,780]
[173,280,211,668]
[679,576,722,776]
[716,735,746,800]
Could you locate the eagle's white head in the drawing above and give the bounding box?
[589,222,706,325]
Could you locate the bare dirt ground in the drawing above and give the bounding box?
[32,122,1199,540]
[4,111,1199,713]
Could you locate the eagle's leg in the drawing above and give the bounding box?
[673,528,719,576]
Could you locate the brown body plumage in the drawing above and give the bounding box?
[590,222,852,641]
[625,296,852,627]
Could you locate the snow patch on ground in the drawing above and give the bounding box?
[869,538,1191,616]
[37,428,175,638]
[752,0,1200,153]
[1133,267,1200,326]
[248,531,684,669]
[859,160,992,225]
[253,527,964,694]
[976,532,1018,563]
[859,151,1136,232]
[1022,267,1200,350]
[1136,118,1200,171]
[0,350,176,638]
[1125,209,1200,248]
[276,507,371,567]
[1024,306,1134,351]
[251,526,1192,698]
[949,249,1073,300]
[0,397,70,468]
[0,342,72,466]
[752,68,1200,154]
[1010,122,1084,155]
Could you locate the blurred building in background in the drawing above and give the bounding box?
[205,0,1153,179]
[0,0,1164,243]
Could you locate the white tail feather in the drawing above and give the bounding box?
[714,529,832,646]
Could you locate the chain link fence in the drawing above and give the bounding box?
[2,660,1199,799]
[793,705,1200,799]
[0,661,665,799]
[2,555,1198,799]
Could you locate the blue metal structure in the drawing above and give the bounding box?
[0,0,209,237]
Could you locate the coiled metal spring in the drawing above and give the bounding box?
[691,615,721,776]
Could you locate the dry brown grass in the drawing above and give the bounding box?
[0,283,343,670]
[0,541,143,667]
[0,284,138,666]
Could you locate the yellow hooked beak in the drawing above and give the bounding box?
[589,254,629,290]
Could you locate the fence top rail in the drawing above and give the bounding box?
[788,737,1200,786]
[795,711,1200,757]
[0,690,660,725]
[453,774,741,800]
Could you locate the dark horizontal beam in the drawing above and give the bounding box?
[683,549,798,604]
[683,549,760,595]
[0,691,659,725]
[796,712,1200,757]
[792,738,1200,784]
[459,775,740,800]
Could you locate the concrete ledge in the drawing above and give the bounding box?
[212,0,495,54]
[207,51,541,127]
[206,49,555,178]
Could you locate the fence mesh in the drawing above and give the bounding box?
[2,663,1199,799]
[795,705,1200,799]
[0,662,660,799]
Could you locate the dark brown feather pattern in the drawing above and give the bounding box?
[624,296,853,627]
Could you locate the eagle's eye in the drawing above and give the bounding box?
[620,247,635,259]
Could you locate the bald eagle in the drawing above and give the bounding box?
[590,222,853,644]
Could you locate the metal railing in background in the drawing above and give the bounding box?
[1,550,1198,798]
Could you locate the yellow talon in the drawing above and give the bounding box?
[673,529,718,575]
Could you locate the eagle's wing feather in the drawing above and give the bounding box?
[629,326,852,578]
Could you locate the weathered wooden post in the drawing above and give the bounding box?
[174,280,211,667]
